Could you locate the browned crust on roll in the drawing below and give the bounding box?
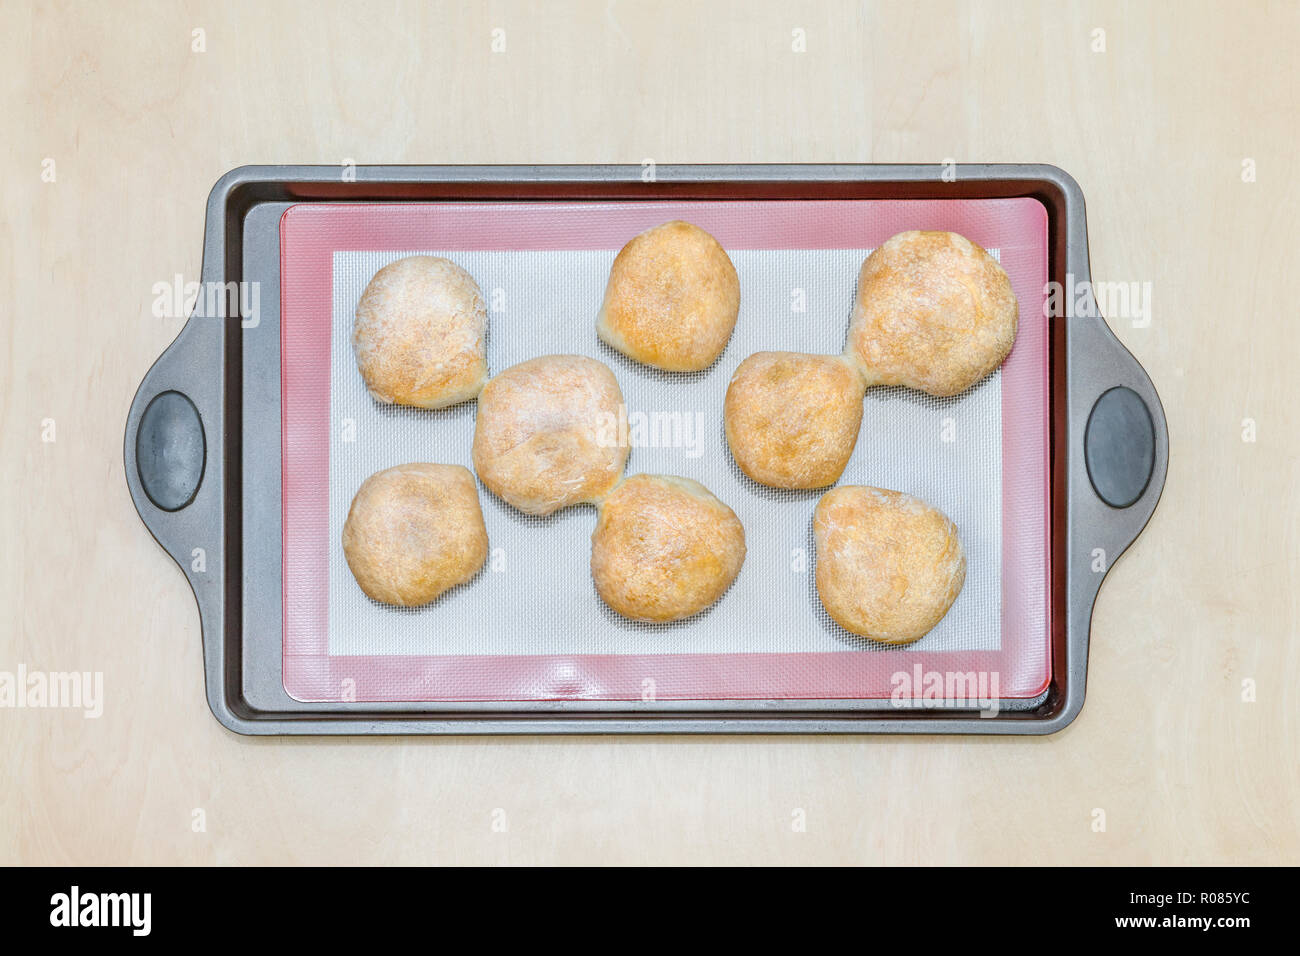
[591,474,746,622]
[845,230,1018,397]
[813,485,965,643]
[341,463,489,607]
[353,255,488,408]
[597,220,741,372]
[472,355,629,516]
[724,351,867,489]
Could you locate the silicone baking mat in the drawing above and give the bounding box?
[280,200,1050,702]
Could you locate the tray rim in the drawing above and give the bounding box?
[122,163,1169,735]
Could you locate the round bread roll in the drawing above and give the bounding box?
[845,230,1018,397]
[353,255,488,408]
[724,351,866,489]
[813,485,965,644]
[597,220,741,372]
[472,355,629,516]
[342,463,488,608]
[591,474,746,623]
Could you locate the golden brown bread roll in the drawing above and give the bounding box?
[472,355,629,516]
[353,255,488,408]
[724,351,866,489]
[341,463,488,607]
[813,485,965,643]
[591,474,746,622]
[845,230,1018,397]
[597,220,741,372]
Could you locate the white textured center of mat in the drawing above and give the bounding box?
[327,249,1001,656]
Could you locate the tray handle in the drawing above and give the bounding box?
[1068,303,1168,582]
[1020,163,1169,734]
[1056,272,1169,732]
[124,305,228,705]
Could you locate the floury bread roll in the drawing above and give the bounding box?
[724,351,866,489]
[591,474,746,623]
[342,464,488,608]
[845,230,1019,397]
[353,255,488,408]
[597,220,741,372]
[472,355,629,516]
[813,486,965,644]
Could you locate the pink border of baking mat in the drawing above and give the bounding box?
[280,200,1051,702]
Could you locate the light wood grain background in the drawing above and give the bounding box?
[2,0,1296,865]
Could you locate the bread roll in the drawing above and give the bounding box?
[724,351,866,489]
[597,220,741,372]
[472,355,629,516]
[342,463,488,607]
[353,255,488,408]
[591,474,746,622]
[845,230,1018,397]
[813,485,965,643]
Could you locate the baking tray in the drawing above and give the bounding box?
[124,164,1168,734]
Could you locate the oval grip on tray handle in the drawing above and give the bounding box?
[1069,310,1168,569]
[1083,385,1156,510]
[133,389,206,512]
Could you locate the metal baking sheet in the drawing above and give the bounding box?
[123,165,1169,734]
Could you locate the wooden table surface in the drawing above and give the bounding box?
[2,0,1296,866]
